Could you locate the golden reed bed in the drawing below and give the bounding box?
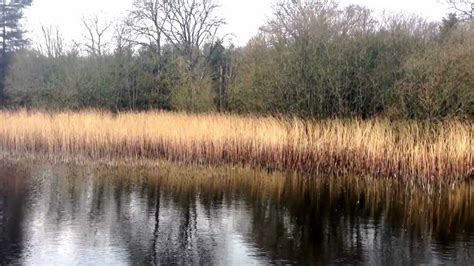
[0,110,472,185]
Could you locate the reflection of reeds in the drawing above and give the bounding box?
[0,110,472,186]
[2,158,473,240]
[92,162,474,236]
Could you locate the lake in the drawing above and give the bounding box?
[0,160,472,265]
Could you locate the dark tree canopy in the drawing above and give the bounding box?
[0,0,32,55]
[0,0,32,104]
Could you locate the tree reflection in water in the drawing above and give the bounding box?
[0,160,472,264]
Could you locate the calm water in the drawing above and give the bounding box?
[0,160,473,265]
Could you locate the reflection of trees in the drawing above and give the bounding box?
[0,162,472,264]
[4,164,243,264]
[250,189,381,263]
[0,163,28,264]
[229,176,473,264]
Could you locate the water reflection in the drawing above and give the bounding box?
[0,160,473,265]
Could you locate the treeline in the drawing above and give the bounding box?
[5,0,474,119]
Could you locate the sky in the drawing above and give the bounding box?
[23,0,452,47]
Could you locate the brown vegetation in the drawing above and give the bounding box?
[0,110,472,186]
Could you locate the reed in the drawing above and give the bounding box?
[0,110,472,186]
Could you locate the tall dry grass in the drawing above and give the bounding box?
[0,110,472,185]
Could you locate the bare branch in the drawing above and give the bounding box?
[446,0,474,20]
[162,0,225,73]
[81,15,114,57]
[126,0,171,56]
[38,24,64,58]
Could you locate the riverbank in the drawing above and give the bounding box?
[0,110,471,186]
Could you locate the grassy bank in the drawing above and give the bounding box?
[0,110,472,185]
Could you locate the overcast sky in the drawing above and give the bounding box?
[23,0,452,47]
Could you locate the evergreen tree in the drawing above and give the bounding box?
[0,0,31,105]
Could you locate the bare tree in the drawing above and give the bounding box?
[81,15,114,57]
[446,0,474,20]
[126,0,171,57]
[125,0,225,75]
[38,24,64,58]
[162,0,225,74]
[114,21,134,54]
[339,5,377,36]
[261,0,339,43]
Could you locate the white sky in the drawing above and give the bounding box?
[23,0,452,47]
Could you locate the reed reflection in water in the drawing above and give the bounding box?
[0,160,472,265]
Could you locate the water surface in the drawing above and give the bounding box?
[0,160,472,265]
